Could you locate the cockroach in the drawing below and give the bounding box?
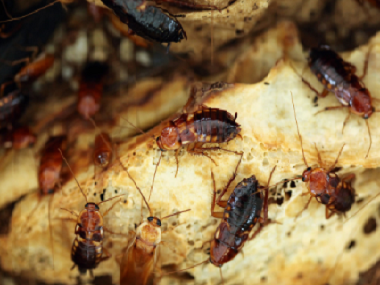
[2,126,36,149]
[93,132,113,168]
[38,135,67,194]
[77,61,109,120]
[101,0,187,44]
[118,161,190,285]
[59,150,125,276]
[293,44,378,158]
[286,92,356,219]
[163,156,277,282]
[155,86,243,177]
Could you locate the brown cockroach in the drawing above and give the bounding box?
[292,44,378,158]
[93,132,113,168]
[163,155,277,282]
[77,61,109,120]
[286,92,356,219]
[59,150,125,276]
[155,86,243,177]
[118,160,190,285]
[38,135,67,194]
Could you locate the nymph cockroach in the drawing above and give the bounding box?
[292,44,378,158]
[118,160,190,285]
[285,92,356,219]
[77,61,109,120]
[59,150,124,276]
[155,85,243,177]
[164,157,277,282]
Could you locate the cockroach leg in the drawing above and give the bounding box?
[342,110,352,134]
[187,143,218,166]
[295,196,313,220]
[175,148,180,178]
[102,199,122,217]
[210,171,225,219]
[99,247,112,262]
[325,207,335,219]
[314,105,347,116]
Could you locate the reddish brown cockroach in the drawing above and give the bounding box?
[59,150,124,276]
[163,156,276,283]
[118,161,190,285]
[155,86,243,177]
[286,92,356,219]
[38,135,67,194]
[293,45,378,158]
[77,61,109,120]
[93,132,113,168]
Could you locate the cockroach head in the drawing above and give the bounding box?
[302,167,312,182]
[148,216,161,227]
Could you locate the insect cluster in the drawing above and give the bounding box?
[1,1,380,285]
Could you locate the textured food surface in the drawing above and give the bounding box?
[1,23,380,285]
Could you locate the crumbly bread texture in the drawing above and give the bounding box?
[2,23,380,285]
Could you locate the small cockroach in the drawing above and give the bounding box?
[118,161,190,285]
[286,92,356,219]
[59,150,124,276]
[38,135,67,194]
[101,0,187,44]
[163,156,276,282]
[293,44,378,158]
[155,86,243,176]
[93,132,113,168]
[77,61,109,120]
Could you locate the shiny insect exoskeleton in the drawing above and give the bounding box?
[119,163,190,285]
[288,92,356,219]
[38,135,66,195]
[165,159,276,282]
[101,0,187,44]
[156,101,242,177]
[299,45,377,158]
[93,132,113,168]
[77,61,109,119]
[59,151,124,276]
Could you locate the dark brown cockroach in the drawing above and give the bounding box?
[77,61,109,120]
[293,44,378,158]
[118,161,190,285]
[285,92,356,219]
[59,150,125,276]
[163,156,277,282]
[38,135,67,194]
[101,0,187,45]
